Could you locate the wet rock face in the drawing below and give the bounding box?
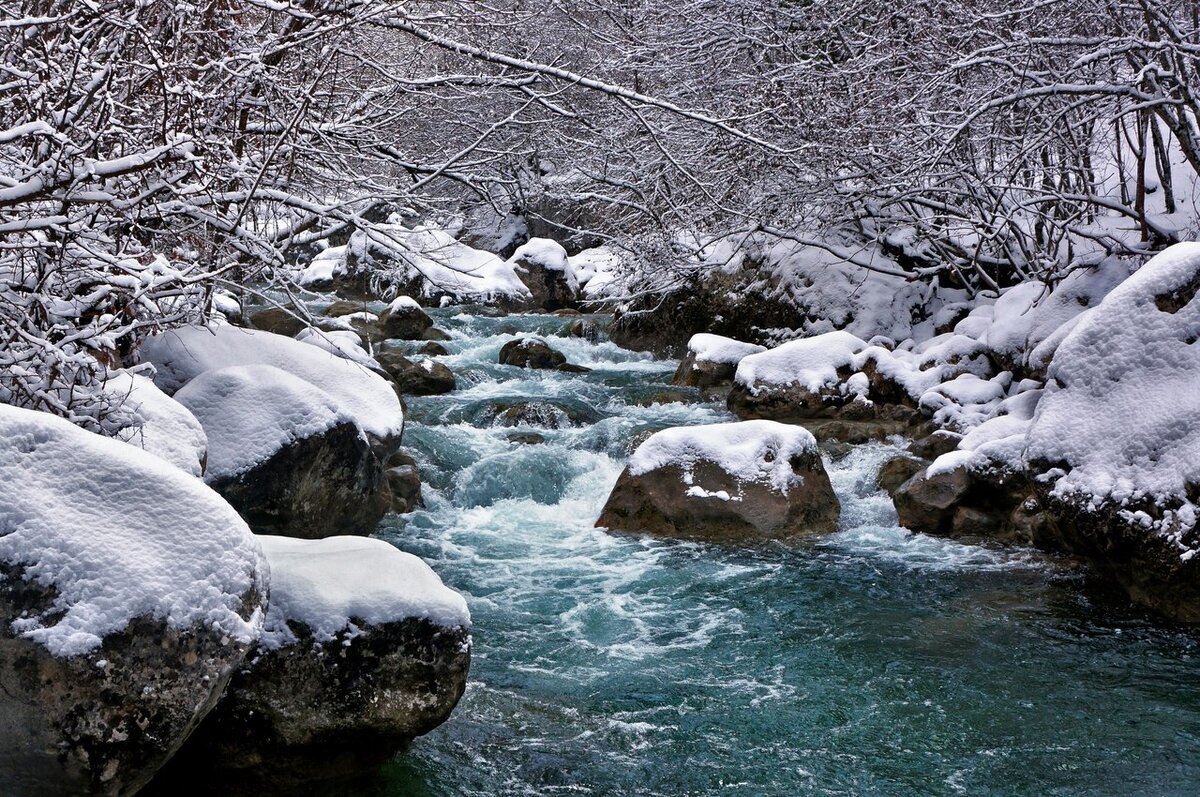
[597,453,840,543]
[0,576,261,797]
[888,463,1057,549]
[672,351,737,390]
[377,352,456,396]
[209,422,390,538]
[150,619,470,793]
[498,337,568,370]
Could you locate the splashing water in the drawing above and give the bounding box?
[359,310,1199,797]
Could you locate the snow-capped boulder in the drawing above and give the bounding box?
[596,420,839,541]
[157,536,470,789]
[141,323,404,455]
[0,404,266,796]
[1026,242,1200,622]
[508,238,578,310]
[376,295,433,340]
[174,365,390,538]
[672,333,766,389]
[295,327,384,373]
[108,371,208,476]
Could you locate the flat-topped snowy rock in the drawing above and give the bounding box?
[174,365,391,537]
[159,535,471,788]
[672,333,767,388]
[597,420,839,541]
[1025,242,1200,621]
[0,403,266,795]
[141,322,404,446]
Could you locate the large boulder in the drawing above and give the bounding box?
[1025,242,1200,622]
[175,365,391,538]
[249,305,308,338]
[154,536,470,790]
[141,323,405,458]
[596,420,840,542]
[508,238,578,310]
[0,404,266,796]
[377,352,456,396]
[672,333,766,389]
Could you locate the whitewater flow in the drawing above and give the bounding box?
[365,310,1199,797]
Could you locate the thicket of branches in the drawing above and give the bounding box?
[3,0,1200,427]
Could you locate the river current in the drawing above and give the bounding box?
[359,309,1199,796]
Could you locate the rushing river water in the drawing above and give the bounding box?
[358,310,1199,797]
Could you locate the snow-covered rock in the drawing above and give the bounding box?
[174,365,391,537]
[597,420,840,541]
[295,327,383,372]
[375,295,433,340]
[297,244,348,291]
[108,370,208,476]
[672,333,766,388]
[141,322,404,448]
[508,237,578,309]
[0,403,266,795]
[1025,242,1200,621]
[159,536,470,788]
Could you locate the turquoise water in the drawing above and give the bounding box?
[367,311,1200,797]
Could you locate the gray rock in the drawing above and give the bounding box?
[377,352,456,396]
[498,336,567,369]
[378,302,433,340]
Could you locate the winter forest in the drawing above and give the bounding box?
[3,0,1200,794]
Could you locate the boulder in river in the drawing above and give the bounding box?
[509,238,579,311]
[498,335,579,370]
[174,364,391,537]
[151,536,471,791]
[0,404,266,796]
[250,305,308,338]
[487,399,602,429]
[377,351,457,396]
[597,420,840,542]
[672,333,766,389]
[377,296,434,340]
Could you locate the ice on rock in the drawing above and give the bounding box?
[173,365,350,480]
[629,420,821,494]
[140,322,403,441]
[0,404,266,657]
[257,535,470,650]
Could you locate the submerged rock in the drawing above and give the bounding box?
[152,536,470,792]
[0,405,266,797]
[487,399,601,429]
[597,420,839,542]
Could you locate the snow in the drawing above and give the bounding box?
[108,371,208,477]
[386,295,423,313]
[509,238,577,290]
[0,403,266,657]
[298,244,347,288]
[140,322,403,441]
[257,535,470,649]
[173,365,350,480]
[349,224,531,303]
[628,420,820,494]
[1026,243,1200,539]
[571,246,625,299]
[686,333,766,365]
[295,327,380,371]
[734,330,867,394]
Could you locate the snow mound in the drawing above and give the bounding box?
[629,420,820,493]
[0,404,266,657]
[173,365,351,480]
[257,535,470,649]
[295,327,380,371]
[108,371,208,476]
[297,244,348,288]
[140,323,403,441]
[734,330,868,394]
[687,333,766,364]
[570,246,625,299]
[1027,243,1200,533]
[349,224,531,303]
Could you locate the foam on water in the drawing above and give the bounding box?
[368,310,1200,797]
